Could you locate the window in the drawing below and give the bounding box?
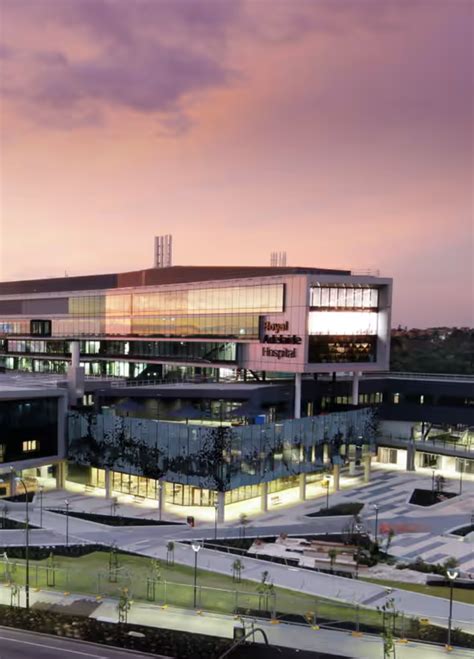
[393,393,400,404]
[22,440,38,452]
[0,444,5,462]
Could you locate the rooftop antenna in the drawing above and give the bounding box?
[270,251,287,267]
[154,235,173,268]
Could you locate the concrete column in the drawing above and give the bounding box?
[349,460,357,476]
[104,468,112,498]
[39,466,49,480]
[158,480,166,518]
[55,461,67,489]
[332,464,340,491]
[217,491,225,523]
[9,471,17,497]
[299,473,307,501]
[323,443,330,464]
[68,341,85,406]
[351,371,360,405]
[406,444,415,472]
[260,481,268,512]
[294,373,302,419]
[363,454,371,483]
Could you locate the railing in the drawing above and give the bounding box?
[379,435,474,453]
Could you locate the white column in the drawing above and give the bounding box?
[217,491,225,523]
[104,468,112,498]
[260,481,268,512]
[332,464,340,491]
[363,454,371,483]
[294,373,302,419]
[299,473,307,501]
[406,444,415,472]
[68,341,85,405]
[351,371,360,405]
[158,480,166,518]
[349,459,357,476]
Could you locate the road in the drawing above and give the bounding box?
[0,625,168,659]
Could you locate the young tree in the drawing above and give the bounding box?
[232,559,244,583]
[328,549,337,574]
[239,513,250,539]
[385,528,395,554]
[166,541,175,566]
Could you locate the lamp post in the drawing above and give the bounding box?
[39,485,44,528]
[446,569,458,650]
[10,468,30,609]
[214,498,219,540]
[192,542,202,609]
[64,499,70,547]
[431,468,436,495]
[373,504,379,546]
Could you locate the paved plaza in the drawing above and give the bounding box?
[1,467,473,635]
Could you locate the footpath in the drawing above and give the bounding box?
[0,585,471,659]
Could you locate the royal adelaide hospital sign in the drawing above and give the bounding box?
[261,321,302,359]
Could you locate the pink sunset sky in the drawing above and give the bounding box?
[0,0,472,328]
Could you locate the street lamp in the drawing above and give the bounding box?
[214,497,219,540]
[64,499,70,547]
[10,468,30,609]
[446,569,458,650]
[459,460,465,495]
[431,468,436,495]
[192,542,202,609]
[373,504,379,546]
[38,485,44,528]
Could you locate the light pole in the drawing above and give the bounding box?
[64,499,70,547]
[39,485,44,528]
[431,468,436,495]
[446,569,458,650]
[192,542,202,609]
[214,497,219,540]
[10,468,30,609]
[373,504,379,546]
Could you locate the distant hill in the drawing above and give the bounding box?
[390,327,474,374]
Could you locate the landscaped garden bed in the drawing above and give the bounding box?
[305,502,364,517]
[451,524,474,537]
[47,508,183,526]
[0,517,40,530]
[409,488,457,507]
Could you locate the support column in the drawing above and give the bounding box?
[299,473,307,501]
[406,444,415,472]
[332,464,340,491]
[67,340,85,406]
[9,471,17,497]
[294,373,302,419]
[323,443,330,464]
[104,468,112,498]
[217,491,225,523]
[363,454,371,483]
[260,481,268,512]
[55,460,67,489]
[351,371,360,406]
[349,460,357,476]
[39,466,49,480]
[158,480,166,518]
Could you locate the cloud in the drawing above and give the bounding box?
[0,0,241,131]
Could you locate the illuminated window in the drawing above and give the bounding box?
[0,444,5,462]
[22,440,38,452]
[393,393,400,404]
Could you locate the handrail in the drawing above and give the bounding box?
[217,627,269,659]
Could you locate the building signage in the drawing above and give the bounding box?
[261,321,302,359]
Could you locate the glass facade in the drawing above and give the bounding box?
[68,407,376,491]
[308,335,377,363]
[0,397,59,462]
[0,284,284,340]
[310,286,379,309]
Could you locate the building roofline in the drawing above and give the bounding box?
[0,265,352,296]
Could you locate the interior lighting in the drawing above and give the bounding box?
[308,311,378,335]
